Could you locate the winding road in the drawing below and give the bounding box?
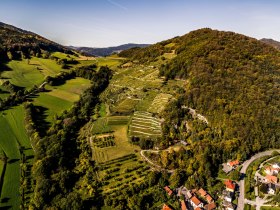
[237,149,280,210]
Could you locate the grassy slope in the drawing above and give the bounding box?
[0,106,32,210]
[34,78,92,123]
[2,57,65,88]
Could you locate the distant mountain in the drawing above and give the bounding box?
[0,22,72,60]
[260,38,280,50]
[71,43,150,57]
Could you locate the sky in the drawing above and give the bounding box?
[0,0,280,47]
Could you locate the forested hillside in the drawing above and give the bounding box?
[0,22,71,61]
[122,28,280,186]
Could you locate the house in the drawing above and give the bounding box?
[265,175,278,184]
[225,180,236,192]
[164,186,173,196]
[267,183,276,195]
[195,208,202,210]
[223,190,233,202]
[181,200,188,210]
[190,196,203,209]
[204,202,216,210]
[227,160,240,168]
[205,194,213,203]
[162,204,172,210]
[265,166,280,175]
[198,188,207,197]
[223,200,235,210]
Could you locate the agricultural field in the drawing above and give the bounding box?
[77,56,121,69]
[0,105,33,210]
[91,124,139,163]
[129,111,162,139]
[0,85,9,99]
[33,77,92,123]
[98,154,150,196]
[148,93,173,113]
[1,56,75,89]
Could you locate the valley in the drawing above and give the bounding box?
[0,21,279,210]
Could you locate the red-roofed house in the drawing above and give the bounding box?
[162,204,172,210]
[195,208,202,210]
[227,160,240,168]
[265,166,280,176]
[190,196,203,209]
[181,200,188,210]
[198,188,207,197]
[224,180,236,192]
[205,202,216,210]
[164,186,173,196]
[265,175,278,184]
[205,194,213,203]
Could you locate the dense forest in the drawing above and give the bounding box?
[122,28,280,188]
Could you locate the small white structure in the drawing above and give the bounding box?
[272,163,280,169]
[268,183,276,195]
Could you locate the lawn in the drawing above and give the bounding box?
[261,207,280,210]
[0,106,32,210]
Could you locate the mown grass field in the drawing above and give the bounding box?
[0,106,32,210]
[34,77,92,123]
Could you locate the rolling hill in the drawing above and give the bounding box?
[0,22,72,61]
[71,43,149,57]
[121,28,280,175]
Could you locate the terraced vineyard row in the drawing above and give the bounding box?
[129,111,162,138]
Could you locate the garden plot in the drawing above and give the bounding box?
[129,111,162,138]
[148,93,173,113]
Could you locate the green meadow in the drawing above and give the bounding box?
[0,106,32,210]
[34,77,92,123]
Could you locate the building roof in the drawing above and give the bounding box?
[265,175,278,183]
[186,190,193,199]
[164,186,173,196]
[228,160,239,167]
[162,204,172,210]
[195,208,202,210]
[225,180,235,190]
[206,194,213,203]
[198,188,207,197]
[191,196,202,206]
[181,200,188,210]
[205,202,216,210]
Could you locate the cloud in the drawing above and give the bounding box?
[107,0,127,11]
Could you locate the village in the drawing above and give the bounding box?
[159,154,280,210]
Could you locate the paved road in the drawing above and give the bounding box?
[237,149,280,210]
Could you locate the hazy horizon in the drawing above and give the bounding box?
[1,0,280,47]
